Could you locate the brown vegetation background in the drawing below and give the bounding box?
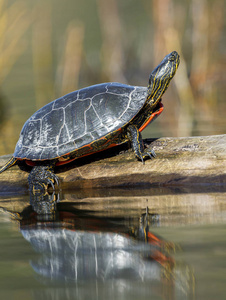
[0,0,225,155]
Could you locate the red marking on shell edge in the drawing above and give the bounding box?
[56,157,76,166]
[25,160,36,166]
[139,102,164,132]
[55,142,118,166]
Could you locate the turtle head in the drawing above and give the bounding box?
[147,51,180,105]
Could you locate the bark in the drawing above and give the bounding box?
[0,134,225,193]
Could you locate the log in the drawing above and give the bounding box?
[0,134,225,194]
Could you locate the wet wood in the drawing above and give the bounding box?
[0,134,225,193]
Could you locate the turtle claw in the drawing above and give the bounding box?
[136,149,156,164]
[148,149,156,158]
[135,152,145,164]
[142,158,145,165]
[146,152,153,159]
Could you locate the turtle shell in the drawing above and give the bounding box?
[14,83,148,161]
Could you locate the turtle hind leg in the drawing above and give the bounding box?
[28,163,59,193]
[127,125,156,164]
[0,157,17,173]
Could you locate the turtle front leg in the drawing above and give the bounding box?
[127,124,156,164]
[28,163,59,193]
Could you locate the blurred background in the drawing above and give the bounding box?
[0,0,225,155]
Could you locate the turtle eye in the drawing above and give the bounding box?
[169,51,179,62]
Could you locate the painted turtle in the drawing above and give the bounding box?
[0,51,180,191]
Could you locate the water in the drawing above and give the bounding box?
[1,187,226,300]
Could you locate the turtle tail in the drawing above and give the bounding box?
[0,157,17,174]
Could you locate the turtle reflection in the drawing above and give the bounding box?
[8,193,195,299]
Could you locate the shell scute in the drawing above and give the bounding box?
[130,88,147,109]
[64,98,91,141]
[22,119,41,147]
[30,102,54,121]
[39,108,64,147]
[54,92,78,109]
[58,124,70,146]
[106,83,132,95]
[78,83,107,99]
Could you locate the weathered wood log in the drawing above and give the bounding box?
[0,134,225,193]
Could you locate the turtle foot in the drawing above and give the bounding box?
[136,148,156,164]
[127,125,156,165]
[28,165,59,193]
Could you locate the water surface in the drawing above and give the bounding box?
[1,187,226,300]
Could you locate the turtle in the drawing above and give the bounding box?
[0,51,180,192]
